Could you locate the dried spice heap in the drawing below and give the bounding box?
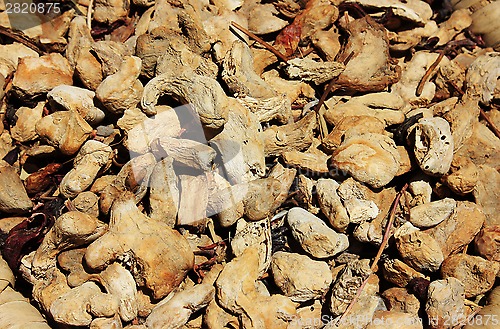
[0,0,499,328]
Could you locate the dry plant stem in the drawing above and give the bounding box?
[416,50,445,97]
[0,26,45,55]
[87,0,94,30]
[335,183,409,326]
[479,108,500,139]
[230,21,288,62]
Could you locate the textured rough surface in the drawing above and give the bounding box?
[409,198,456,228]
[425,278,466,329]
[287,207,349,258]
[440,254,499,298]
[271,251,332,302]
[396,230,444,272]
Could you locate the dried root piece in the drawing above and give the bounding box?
[148,157,179,227]
[222,40,277,98]
[215,247,296,328]
[333,16,400,92]
[0,161,33,214]
[177,174,209,227]
[316,178,350,232]
[287,207,349,258]
[412,117,454,176]
[330,133,401,189]
[465,52,500,104]
[141,72,229,129]
[262,111,316,157]
[96,56,143,115]
[463,286,500,329]
[271,251,332,302]
[35,110,93,156]
[48,85,105,126]
[474,225,500,262]
[10,102,44,143]
[425,278,466,329]
[50,281,119,326]
[441,254,499,298]
[409,198,456,228]
[59,140,113,198]
[94,0,131,24]
[146,283,214,328]
[31,211,107,278]
[284,58,344,85]
[85,192,194,299]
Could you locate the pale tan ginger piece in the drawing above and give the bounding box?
[148,157,179,227]
[271,251,332,302]
[262,111,316,157]
[50,281,119,327]
[231,218,272,276]
[443,160,478,195]
[222,40,276,99]
[473,165,500,226]
[0,161,33,214]
[409,198,456,228]
[155,36,218,78]
[29,266,71,317]
[93,0,130,24]
[441,98,479,151]
[289,300,322,329]
[236,94,293,125]
[464,285,500,329]
[10,102,44,143]
[210,99,266,184]
[243,164,296,221]
[333,16,400,92]
[85,192,194,299]
[0,255,52,329]
[99,153,156,214]
[392,51,445,108]
[283,57,345,85]
[441,254,499,298]
[95,56,143,115]
[432,9,472,45]
[244,2,287,35]
[323,116,386,152]
[295,0,339,40]
[146,283,215,328]
[465,52,500,105]
[464,0,500,49]
[204,299,239,329]
[282,149,330,173]
[59,140,113,198]
[73,191,100,218]
[312,28,342,61]
[474,225,500,262]
[35,110,93,156]
[58,250,139,322]
[216,247,297,329]
[0,43,39,68]
[336,178,379,225]
[31,211,108,278]
[91,41,133,77]
[11,53,73,100]
[367,311,423,329]
[395,223,444,272]
[66,16,102,89]
[330,133,400,189]
[345,0,432,25]
[177,174,209,227]
[91,315,123,329]
[324,93,405,127]
[125,107,182,154]
[425,278,466,329]
[287,207,349,258]
[412,117,454,176]
[47,85,105,126]
[135,29,172,79]
[353,186,397,245]
[297,174,320,215]
[316,178,350,233]
[141,71,228,129]
[328,259,378,317]
[381,258,428,287]
[207,171,244,228]
[152,137,216,172]
[425,201,485,258]
[381,287,421,314]
[262,69,315,103]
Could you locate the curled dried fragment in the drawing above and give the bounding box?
[0,161,33,214]
[141,72,229,129]
[85,192,194,299]
[59,140,113,198]
[412,117,454,176]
